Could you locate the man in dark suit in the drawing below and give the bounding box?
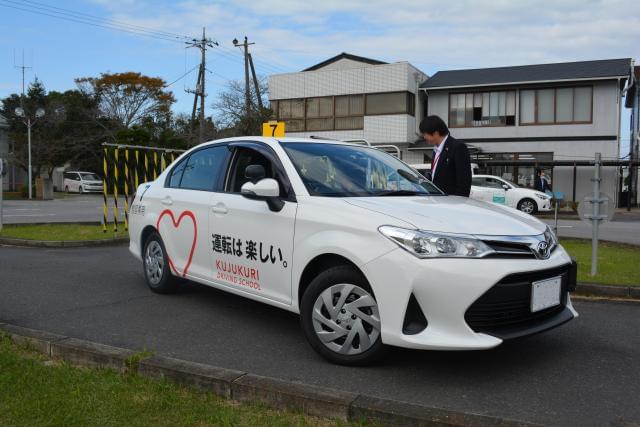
[534,169,552,193]
[419,115,472,197]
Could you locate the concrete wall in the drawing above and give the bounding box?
[269,62,426,100]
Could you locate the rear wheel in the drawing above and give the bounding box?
[518,198,537,214]
[142,232,179,294]
[300,266,384,365]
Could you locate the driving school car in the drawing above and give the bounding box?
[128,137,578,365]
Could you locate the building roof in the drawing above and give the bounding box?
[421,58,632,90]
[303,52,387,72]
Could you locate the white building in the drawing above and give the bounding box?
[420,58,632,203]
[268,53,428,163]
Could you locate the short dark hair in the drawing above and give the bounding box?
[419,115,449,135]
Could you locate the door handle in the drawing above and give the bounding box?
[211,203,228,214]
[161,196,173,206]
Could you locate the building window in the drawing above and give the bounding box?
[305,97,334,131]
[473,152,553,188]
[335,95,364,130]
[365,92,415,116]
[449,91,516,127]
[520,86,592,125]
[278,98,305,132]
[271,92,414,132]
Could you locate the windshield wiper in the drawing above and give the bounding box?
[373,190,427,197]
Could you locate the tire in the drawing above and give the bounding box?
[65,185,69,193]
[142,232,179,294]
[517,198,537,214]
[300,265,385,365]
[78,185,83,194]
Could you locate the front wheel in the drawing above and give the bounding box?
[518,198,537,214]
[78,185,83,194]
[142,232,179,294]
[300,266,384,365]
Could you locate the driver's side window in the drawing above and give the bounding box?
[226,147,285,197]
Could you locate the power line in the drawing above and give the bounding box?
[165,65,199,87]
[1,0,293,74]
[0,0,188,43]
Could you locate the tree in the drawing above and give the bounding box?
[212,77,273,137]
[75,72,175,129]
[1,79,114,179]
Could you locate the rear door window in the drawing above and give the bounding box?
[177,146,229,191]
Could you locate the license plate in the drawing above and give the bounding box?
[531,276,562,312]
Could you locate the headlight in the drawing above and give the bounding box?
[534,193,550,200]
[379,226,494,259]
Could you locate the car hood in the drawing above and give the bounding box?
[344,196,546,236]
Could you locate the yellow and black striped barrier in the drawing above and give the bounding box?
[101,143,186,233]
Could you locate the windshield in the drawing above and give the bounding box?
[282,142,443,197]
[80,173,101,181]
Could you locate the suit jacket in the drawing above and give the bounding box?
[429,136,472,197]
[534,176,551,193]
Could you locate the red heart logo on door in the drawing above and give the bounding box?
[156,209,197,277]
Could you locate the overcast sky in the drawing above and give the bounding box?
[1,0,638,152]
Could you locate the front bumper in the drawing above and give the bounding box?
[362,247,577,350]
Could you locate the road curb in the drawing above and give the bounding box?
[576,283,639,300]
[0,236,129,247]
[50,338,137,373]
[231,373,358,421]
[349,394,544,427]
[138,355,245,399]
[0,323,539,426]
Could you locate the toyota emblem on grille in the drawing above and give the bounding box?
[536,241,550,259]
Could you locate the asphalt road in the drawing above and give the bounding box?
[3,194,640,246]
[1,245,638,426]
[1,194,126,224]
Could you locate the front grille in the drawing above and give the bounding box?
[465,264,570,337]
[483,240,536,259]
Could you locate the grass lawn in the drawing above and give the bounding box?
[0,223,128,241]
[0,335,351,427]
[560,239,640,287]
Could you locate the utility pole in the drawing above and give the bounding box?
[248,53,263,110]
[233,37,256,116]
[185,28,218,146]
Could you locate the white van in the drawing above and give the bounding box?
[63,171,103,193]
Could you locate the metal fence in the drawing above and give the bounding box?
[101,143,185,233]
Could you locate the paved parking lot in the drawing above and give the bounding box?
[1,244,638,426]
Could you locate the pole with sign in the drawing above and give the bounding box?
[577,153,614,276]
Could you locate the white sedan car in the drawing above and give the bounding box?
[471,175,552,214]
[129,137,578,365]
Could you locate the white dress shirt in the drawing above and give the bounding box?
[431,134,449,178]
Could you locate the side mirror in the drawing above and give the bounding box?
[241,178,284,212]
[502,184,510,190]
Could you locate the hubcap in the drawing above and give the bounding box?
[520,200,535,214]
[144,241,164,286]
[312,284,381,355]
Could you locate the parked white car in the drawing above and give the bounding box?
[63,171,103,193]
[128,137,577,365]
[471,175,552,214]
